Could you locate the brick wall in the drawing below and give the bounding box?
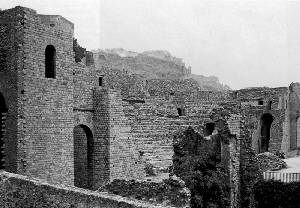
[93,88,145,187]
[231,87,288,154]
[74,124,93,189]
[19,7,74,185]
[227,115,242,208]
[122,96,222,170]
[286,83,300,151]
[0,6,25,173]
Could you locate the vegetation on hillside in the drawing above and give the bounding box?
[93,49,230,91]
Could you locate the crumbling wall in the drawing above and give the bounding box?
[232,87,288,154]
[226,115,242,208]
[0,171,164,208]
[286,83,300,151]
[122,95,223,171]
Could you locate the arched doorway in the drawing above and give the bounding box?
[260,113,274,153]
[73,125,94,189]
[0,92,7,170]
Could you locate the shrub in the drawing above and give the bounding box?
[172,127,230,208]
[254,179,300,208]
[103,178,190,207]
[274,150,285,159]
[256,152,287,172]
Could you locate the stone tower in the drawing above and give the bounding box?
[0,6,74,185]
[0,6,145,189]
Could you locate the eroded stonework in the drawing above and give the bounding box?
[0,6,300,208]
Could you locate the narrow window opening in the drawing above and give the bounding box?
[177,108,182,116]
[258,100,264,105]
[99,77,103,86]
[45,45,56,78]
[233,91,238,99]
[267,101,272,110]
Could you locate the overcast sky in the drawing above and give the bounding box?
[2,0,300,89]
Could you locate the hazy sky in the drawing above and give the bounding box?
[2,0,300,89]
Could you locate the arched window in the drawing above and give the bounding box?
[45,45,56,78]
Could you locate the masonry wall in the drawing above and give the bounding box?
[0,7,23,173]
[227,115,242,208]
[93,89,145,187]
[233,87,288,154]
[286,83,300,151]
[73,64,101,110]
[18,7,74,185]
[122,95,224,171]
[0,171,166,208]
[97,65,146,99]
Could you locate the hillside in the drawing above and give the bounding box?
[92,48,230,91]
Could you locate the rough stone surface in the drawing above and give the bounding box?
[0,6,144,189]
[0,171,169,208]
[2,5,300,208]
[103,177,190,208]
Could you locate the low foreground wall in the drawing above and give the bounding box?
[263,171,300,183]
[0,171,171,208]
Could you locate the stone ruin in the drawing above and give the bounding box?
[1,6,300,207]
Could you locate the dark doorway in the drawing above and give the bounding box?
[260,113,273,153]
[0,92,7,170]
[204,123,215,136]
[45,45,56,78]
[73,125,94,189]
